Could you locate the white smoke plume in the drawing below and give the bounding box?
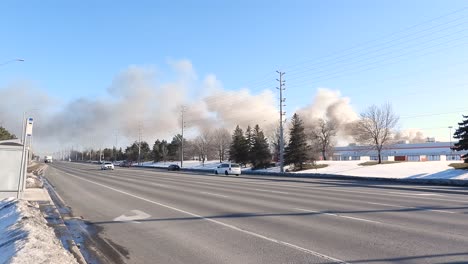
[1,60,386,155]
[296,88,359,145]
[393,129,426,143]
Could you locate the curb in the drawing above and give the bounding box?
[35,168,87,264]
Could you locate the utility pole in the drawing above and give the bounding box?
[112,131,118,162]
[276,71,286,173]
[138,123,142,166]
[181,106,186,168]
[449,126,453,156]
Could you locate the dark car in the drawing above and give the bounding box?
[119,161,132,167]
[168,164,180,171]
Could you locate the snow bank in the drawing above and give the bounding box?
[298,161,468,180]
[26,173,43,188]
[141,160,223,169]
[0,198,78,264]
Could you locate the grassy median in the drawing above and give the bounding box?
[449,163,468,170]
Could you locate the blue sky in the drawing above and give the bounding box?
[1,0,467,143]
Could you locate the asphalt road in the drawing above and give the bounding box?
[45,162,468,264]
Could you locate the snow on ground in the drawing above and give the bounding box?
[141,160,223,170]
[298,161,468,180]
[0,198,78,264]
[140,159,468,180]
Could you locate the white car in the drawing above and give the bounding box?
[101,162,114,170]
[215,163,241,176]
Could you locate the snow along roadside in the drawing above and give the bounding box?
[0,198,78,264]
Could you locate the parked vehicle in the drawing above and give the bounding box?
[168,164,180,171]
[214,163,241,176]
[119,160,132,167]
[44,156,53,163]
[101,162,114,170]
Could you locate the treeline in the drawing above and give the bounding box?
[74,114,325,170]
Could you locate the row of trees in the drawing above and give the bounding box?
[6,102,464,166]
[0,126,17,141]
[229,125,271,169]
[60,103,405,168]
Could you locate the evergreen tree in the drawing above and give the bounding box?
[125,141,150,162]
[152,140,162,162]
[453,115,468,163]
[0,126,17,141]
[168,135,182,161]
[250,124,271,169]
[117,147,125,161]
[284,113,309,170]
[245,125,253,148]
[229,125,249,165]
[159,140,169,162]
[103,148,112,160]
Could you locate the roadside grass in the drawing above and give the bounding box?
[358,161,402,166]
[290,163,329,172]
[449,163,468,170]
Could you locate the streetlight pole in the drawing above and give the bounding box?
[449,126,453,155]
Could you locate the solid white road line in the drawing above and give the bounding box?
[387,192,443,196]
[253,188,289,194]
[200,192,229,198]
[366,202,456,214]
[294,208,382,224]
[59,170,349,264]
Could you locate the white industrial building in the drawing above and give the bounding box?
[332,141,467,162]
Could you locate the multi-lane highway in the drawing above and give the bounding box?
[45,162,468,264]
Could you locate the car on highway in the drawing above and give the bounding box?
[168,164,180,171]
[119,161,132,167]
[101,162,115,170]
[215,163,241,176]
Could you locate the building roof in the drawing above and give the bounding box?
[0,139,23,147]
[334,141,467,156]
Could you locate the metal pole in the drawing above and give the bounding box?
[138,123,141,166]
[181,106,185,168]
[449,126,453,156]
[277,71,286,173]
[17,117,28,198]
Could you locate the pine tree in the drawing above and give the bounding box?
[453,115,468,163]
[152,140,162,162]
[250,124,271,169]
[229,125,249,165]
[0,126,17,141]
[284,113,309,170]
[245,125,254,162]
[159,140,169,162]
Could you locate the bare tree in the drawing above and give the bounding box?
[194,129,213,166]
[309,118,337,160]
[213,128,231,163]
[352,103,399,164]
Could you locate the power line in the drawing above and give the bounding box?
[287,38,468,89]
[280,6,468,72]
[286,24,468,81]
[239,7,468,94]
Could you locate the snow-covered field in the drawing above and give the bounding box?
[299,160,468,180]
[141,160,468,180]
[141,160,222,170]
[0,198,78,264]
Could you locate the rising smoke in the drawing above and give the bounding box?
[1,60,421,154]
